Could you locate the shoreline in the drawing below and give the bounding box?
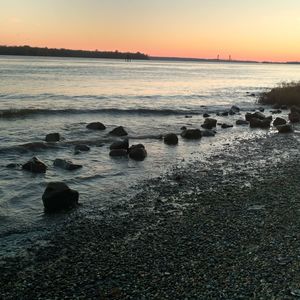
[2,130,300,299]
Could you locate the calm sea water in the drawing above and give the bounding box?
[1,56,300,255]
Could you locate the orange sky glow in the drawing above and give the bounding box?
[1,0,300,62]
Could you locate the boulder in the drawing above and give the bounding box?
[128,145,147,161]
[181,129,202,139]
[164,133,178,145]
[289,111,300,123]
[249,117,271,128]
[201,130,216,137]
[22,157,47,173]
[74,144,90,152]
[45,133,60,142]
[109,149,128,157]
[110,138,129,150]
[246,111,266,121]
[221,123,233,129]
[86,122,106,130]
[273,117,287,127]
[53,159,82,170]
[42,182,79,213]
[201,118,217,129]
[109,126,128,136]
[276,124,293,133]
[236,119,249,125]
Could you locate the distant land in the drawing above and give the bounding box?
[0,45,149,60]
[0,45,299,64]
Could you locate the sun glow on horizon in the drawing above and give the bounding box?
[1,0,300,62]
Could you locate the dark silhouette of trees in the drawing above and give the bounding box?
[0,45,149,60]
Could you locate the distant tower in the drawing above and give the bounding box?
[217,54,220,61]
[229,55,232,61]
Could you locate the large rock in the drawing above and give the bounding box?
[289,111,300,123]
[273,117,287,127]
[86,122,106,130]
[45,133,60,142]
[201,118,217,129]
[181,129,202,139]
[236,119,249,125]
[110,138,129,150]
[164,133,178,145]
[22,157,47,173]
[53,158,82,170]
[109,149,128,157]
[249,117,271,128]
[128,144,147,161]
[42,182,79,213]
[276,124,293,133]
[245,111,266,121]
[109,126,128,136]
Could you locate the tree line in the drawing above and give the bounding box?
[0,45,149,60]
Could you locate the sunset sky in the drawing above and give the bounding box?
[1,0,300,62]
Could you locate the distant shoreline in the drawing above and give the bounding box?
[1,45,300,65]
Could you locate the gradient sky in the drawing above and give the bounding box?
[1,0,300,61]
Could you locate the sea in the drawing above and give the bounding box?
[1,55,300,256]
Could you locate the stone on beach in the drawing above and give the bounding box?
[86,122,106,130]
[128,144,147,161]
[22,157,47,173]
[45,133,60,142]
[164,133,178,145]
[181,129,202,139]
[276,124,293,133]
[53,158,82,170]
[109,126,128,136]
[42,182,79,213]
[273,117,287,127]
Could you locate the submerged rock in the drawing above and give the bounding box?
[181,129,202,139]
[109,149,128,157]
[53,158,82,170]
[74,144,90,152]
[236,119,249,125]
[203,113,210,118]
[164,133,178,145]
[276,124,293,133]
[110,139,129,150]
[45,133,60,142]
[201,129,216,137]
[230,105,240,113]
[128,144,147,161]
[109,126,128,136]
[273,117,287,127]
[221,123,233,129]
[288,111,300,123]
[22,157,47,173]
[86,122,106,130]
[42,182,79,213]
[6,163,22,169]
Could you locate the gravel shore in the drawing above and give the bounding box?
[2,131,300,299]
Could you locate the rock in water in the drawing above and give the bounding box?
[273,117,287,127]
[109,126,128,136]
[74,144,90,152]
[110,138,129,150]
[236,119,249,125]
[249,117,271,128]
[246,111,266,121]
[230,105,240,113]
[221,123,233,129]
[45,133,60,142]
[53,158,82,170]
[201,118,217,129]
[164,133,178,145]
[86,122,106,130]
[288,111,300,123]
[128,144,147,161]
[276,124,293,133]
[181,129,202,139]
[42,182,79,212]
[109,149,128,157]
[201,130,216,137]
[22,157,47,173]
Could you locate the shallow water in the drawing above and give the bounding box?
[1,56,300,255]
